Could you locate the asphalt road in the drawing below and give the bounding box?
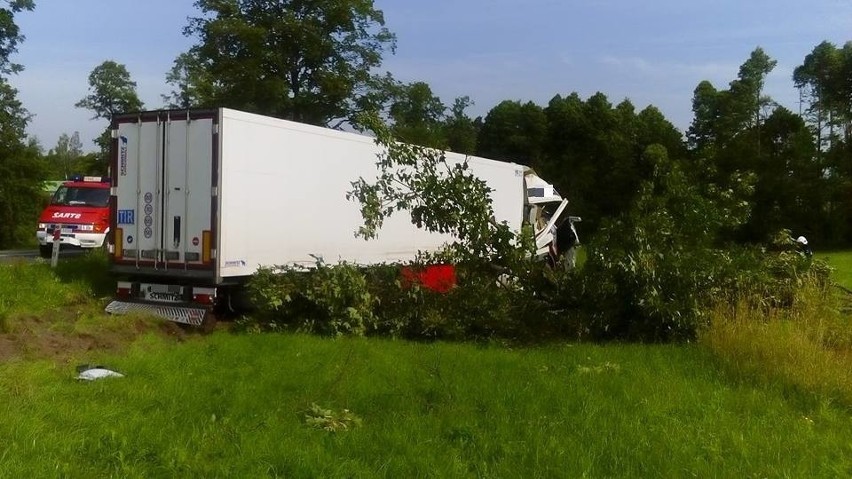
[0,249,38,259]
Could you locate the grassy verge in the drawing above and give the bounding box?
[0,251,115,313]
[0,253,186,360]
[2,334,852,478]
[0,259,94,317]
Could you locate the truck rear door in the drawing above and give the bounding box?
[111,110,217,274]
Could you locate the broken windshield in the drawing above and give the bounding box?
[51,186,109,208]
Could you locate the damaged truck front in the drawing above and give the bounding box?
[104,108,574,325]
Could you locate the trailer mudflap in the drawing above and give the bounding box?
[105,300,208,326]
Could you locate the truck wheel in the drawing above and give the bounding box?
[39,244,52,259]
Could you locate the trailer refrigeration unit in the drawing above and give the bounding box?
[104,108,570,325]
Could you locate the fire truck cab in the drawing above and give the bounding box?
[36,175,110,258]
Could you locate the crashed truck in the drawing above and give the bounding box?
[104,108,577,325]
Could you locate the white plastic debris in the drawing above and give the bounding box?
[76,365,124,381]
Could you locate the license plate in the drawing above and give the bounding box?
[141,284,185,303]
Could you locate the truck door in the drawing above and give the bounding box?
[112,111,216,270]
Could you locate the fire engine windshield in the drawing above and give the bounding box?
[51,186,109,208]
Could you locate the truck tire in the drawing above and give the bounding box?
[39,244,52,259]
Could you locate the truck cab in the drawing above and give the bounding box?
[36,175,111,258]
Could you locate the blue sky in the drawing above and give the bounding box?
[10,0,852,152]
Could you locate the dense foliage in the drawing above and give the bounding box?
[75,60,144,164]
[169,0,396,127]
[246,258,585,341]
[0,0,39,248]
[245,247,828,343]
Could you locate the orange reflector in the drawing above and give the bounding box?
[202,230,212,264]
[115,228,123,258]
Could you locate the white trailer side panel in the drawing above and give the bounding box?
[217,109,524,278]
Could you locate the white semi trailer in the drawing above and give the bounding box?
[104,108,569,325]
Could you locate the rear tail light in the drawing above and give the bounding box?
[192,287,216,305]
[116,281,132,299]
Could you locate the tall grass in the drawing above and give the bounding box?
[2,334,852,477]
[701,286,852,405]
[702,251,852,408]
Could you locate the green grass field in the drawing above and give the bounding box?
[1,252,852,477]
[2,334,852,478]
[818,250,852,289]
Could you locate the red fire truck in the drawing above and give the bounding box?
[36,175,110,258]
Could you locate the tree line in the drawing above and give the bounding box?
[1,0,851,251]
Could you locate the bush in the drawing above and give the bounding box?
[575,146,737,340]
[247,260,376,337]
[243,243,829,343]
[712,240,832,311]
[570,145,836,342]
[580,231,831,342]
[244,252,590,342]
